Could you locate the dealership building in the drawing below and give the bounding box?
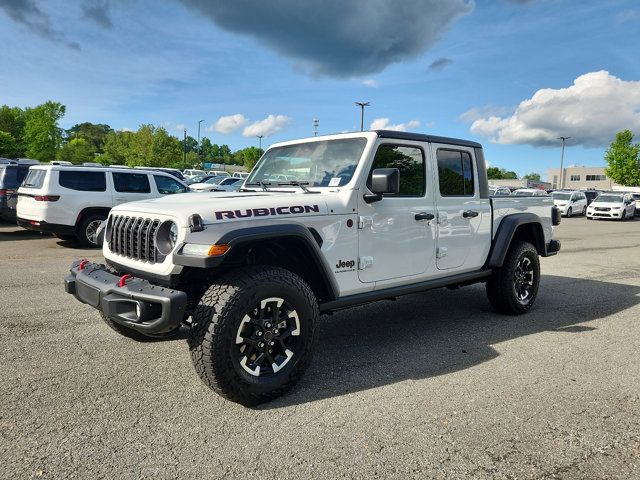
[546,166,615,190]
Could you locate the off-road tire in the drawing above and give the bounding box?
[77,214,106,247]
[486,241,540,315]
[189,265,319,406]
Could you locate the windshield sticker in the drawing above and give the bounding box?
[328,177,341,187]
[214,204,320,220]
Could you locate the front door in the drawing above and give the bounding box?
[432,145,491,271]
[357,143,436,283]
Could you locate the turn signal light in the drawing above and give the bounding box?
[207,244,230,256]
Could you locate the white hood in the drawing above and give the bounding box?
[110,190,334,226]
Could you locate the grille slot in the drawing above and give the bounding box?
[109,215,161,263]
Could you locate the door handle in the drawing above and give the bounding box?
[462,210,479,218]
[415,212,435,221]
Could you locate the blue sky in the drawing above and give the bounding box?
[1,0,640,179]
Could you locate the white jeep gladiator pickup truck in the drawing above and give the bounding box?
[65,130,561,405]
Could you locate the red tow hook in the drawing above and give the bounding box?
[118,274,133,288]
[78,259,90,270]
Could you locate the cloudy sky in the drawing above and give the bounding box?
[1,0,639,178]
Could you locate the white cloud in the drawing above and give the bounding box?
[464,71,640,147]
[209,114,249,134]
[370,118,421,132]
[174,123,186,131]
[242,115,291,137]
[362,79,378,88]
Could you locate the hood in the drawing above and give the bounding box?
[111,190,331,226]
[589,201,624,208]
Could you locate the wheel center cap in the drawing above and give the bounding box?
[264,331,274,342]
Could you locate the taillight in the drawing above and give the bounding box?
[34,195,60,202]
[0,189,15,197]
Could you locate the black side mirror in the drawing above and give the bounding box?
[364,168,400,203]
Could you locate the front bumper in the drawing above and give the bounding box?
[587,210,622,219]
[64,260,188,335]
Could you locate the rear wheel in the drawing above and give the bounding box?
[486,241,540,315]
[189,265,319,406]
[77,214,106,247]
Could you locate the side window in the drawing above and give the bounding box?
[112,172,151,193]
[58,171,106,192]
[437,149,475,196]
[154,175,187,194]
[369,144,425,196]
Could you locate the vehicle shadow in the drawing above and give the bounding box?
[262,274,640,408]
[0,223,52,241]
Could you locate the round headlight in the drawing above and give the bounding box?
[156,220,179,256]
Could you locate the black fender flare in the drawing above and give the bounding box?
[485,213,545,268]
[173,223,338,300]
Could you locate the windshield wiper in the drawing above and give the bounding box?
[244,181,271,191]
[277,181,320,194]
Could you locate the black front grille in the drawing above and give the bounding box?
[108,215,161,263]
[595,207,611,211]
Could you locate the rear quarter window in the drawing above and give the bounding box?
[21,169,47,189]
[59,171,107,192]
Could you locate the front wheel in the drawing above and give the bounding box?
[486,241,540,315]
[582,206,586,216]
[189,266,319,406]
[566,207,572,217]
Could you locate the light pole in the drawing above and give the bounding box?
[355,101,370,132]
[197,119,204,159]
[183,128,187,168]
[558,136,570,189]
[313,118,319,136]
[257,135,263,153]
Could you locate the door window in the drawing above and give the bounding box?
[154,175,187,194]
[368,144,425,196]
[437,149,474,196]
[112,172,151,193]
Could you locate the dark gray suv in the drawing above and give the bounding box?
[0,163,33,221]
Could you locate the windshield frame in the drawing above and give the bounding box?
[245,135,371,190]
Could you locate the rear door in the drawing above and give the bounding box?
[357,142,436,283]
[111,171,153,205]
[432,145,491,271]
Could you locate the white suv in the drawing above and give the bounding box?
[17,165,189,246]
[587,192,636,220]
[552,190,587,217]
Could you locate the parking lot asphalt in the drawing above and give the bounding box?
[1,216,639,479]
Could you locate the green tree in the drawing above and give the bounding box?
[56,138,96,164]
[604,130,640,186]
[0,105,26,156]
[487,166,517,180]
[523,172,541,181]
[66,123,113,153]
[0,131,21,158]
[234,146,262,170]
[103,130,134,164]
[23,101,66,161]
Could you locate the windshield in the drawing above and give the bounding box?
[594,194,623,203]
[247,138,368,187]
[553,192,571,200]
